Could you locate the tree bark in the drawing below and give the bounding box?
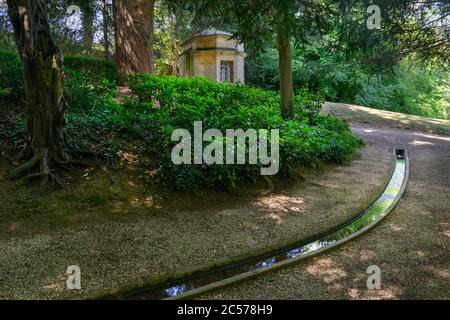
[277,29,294,119]
[102,0,110,57]
[82,4,95,53]
[113,0,155,83]
[275,2,295,119]
[7,0,68,188]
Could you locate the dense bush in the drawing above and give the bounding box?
[0,50,118,99]
[294,88,324,124]
[1,50,361,193]
[127,74,361,192]
[246,48,366,103]
[0,50,125,162]
[0,50,23,98]
[5,70,125,163]
[64,56,118,83]
[355,63,450,119]
[64,69,117,111]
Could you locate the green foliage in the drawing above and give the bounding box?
[127,74,361,192]
[0,50,23,97]
[355,63,450,120]
[5,70,125,164]
[0,88,8,97]
[66,103,125,164]
[294,88,324,124]
[246,47,450,120]
[64,56,118,83]
[2,48,360,193]
[64,69,116,111]
[0,50,126,163]
[246,47,365,103]
[0,50,118,99]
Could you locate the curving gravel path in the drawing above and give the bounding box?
[1,102,448,299]
[200,123,450,299]
[0,126,390,300]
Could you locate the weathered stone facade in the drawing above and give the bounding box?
[180,30,247,83]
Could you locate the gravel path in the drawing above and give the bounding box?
[200,123,450,299]
[2,106,448,299]
[0,126,390,300]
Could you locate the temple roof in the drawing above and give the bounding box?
[197,29,232,37]
[182,29,233,45]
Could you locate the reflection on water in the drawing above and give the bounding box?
[255,257,276,269]
[286,247,305,258]
[133,151,407,300]
[165,284,188,297]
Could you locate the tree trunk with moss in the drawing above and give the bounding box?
[7,0,68,188]
[113,0,155,83]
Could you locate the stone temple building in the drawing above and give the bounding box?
[179,29,247,83]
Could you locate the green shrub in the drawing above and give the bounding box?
[64,69,117,111]
[0,50,121,161]
[355,63,450,119]
[0,50,118,100]
[66,104,125,164]
[127,74,361,192]
[354,75,397,110]
[63,77,137,163]
[0,50,23,97]
[0,87,8,97]
[4,67,360,192]
[246,48,366,103]
[64,56,118,83]
[0,50,138,165]
[294,88,324,124]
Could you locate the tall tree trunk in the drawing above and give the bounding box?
[275,1,294,119]
[82,5,95,53]
[7,0,68,188]
[102,0,110,57]
[113,0,155,84]
[277,29,294,119]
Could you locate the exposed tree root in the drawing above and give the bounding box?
[8,148,93,190]
[15,143,33,164]
[23,170,63,189]
[9,154,40,180]
[7,0,75,191]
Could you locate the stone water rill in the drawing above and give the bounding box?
[116,148,409,300]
